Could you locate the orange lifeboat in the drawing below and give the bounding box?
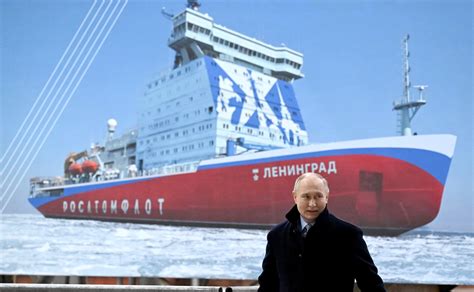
[68,163,83,175]
[82,160,99,174]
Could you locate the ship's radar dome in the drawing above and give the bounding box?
[107,119,118,132]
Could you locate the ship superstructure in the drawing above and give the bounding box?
[137,5,307,170]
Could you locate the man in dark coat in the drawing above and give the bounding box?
[258,173,385,292]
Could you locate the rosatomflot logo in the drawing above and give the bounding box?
[252,168,259,181]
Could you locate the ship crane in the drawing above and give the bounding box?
[392,34,427,136]
[64,150,88,175]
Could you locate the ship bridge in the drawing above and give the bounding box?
[168,8,304,82]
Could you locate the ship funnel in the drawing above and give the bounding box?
[107,118,118,140]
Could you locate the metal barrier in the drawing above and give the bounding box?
[2,284,474,292]
[0,284,222,292]
[1,275,473,292]
[0,284,255,292]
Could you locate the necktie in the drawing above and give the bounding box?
[302,224,311,238]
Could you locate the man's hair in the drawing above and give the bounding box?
[292,172,330,194]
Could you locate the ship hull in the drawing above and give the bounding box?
[29,134,456,236]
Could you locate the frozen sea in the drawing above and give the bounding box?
[0,214,472,285]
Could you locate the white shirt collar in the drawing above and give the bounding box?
[300,216,314,231]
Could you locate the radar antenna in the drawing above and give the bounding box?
[162,1,201,20]
[187,0,201,10]
[392,34,427,136]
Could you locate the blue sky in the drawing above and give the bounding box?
[1,0,472,232]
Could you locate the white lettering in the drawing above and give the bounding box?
[121,199,129,214]
[95,200,100,213]
[255,161,337,180]
[263,167,271,178]
[296,164,305,175]
[158,198,165,216]
[252,168,259,181]
[278,166,287,177]
[78,201,84,213]
[328,161,338,174]
[319,162,327,173]
[70,201,76,213]
[287,165,295,176]
[87,201,92,213]
[111,200,118,214]
[102,200,107,214]
[271,166,278,177]
[145,199,152,215]
[63,201,68,212]
[134,199,140,215]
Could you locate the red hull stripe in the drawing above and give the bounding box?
[31,154,445,232]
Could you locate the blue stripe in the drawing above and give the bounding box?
[28,196,59,208]
[64,177,153,196]
[29,177,154,208]
[198,148,452,185]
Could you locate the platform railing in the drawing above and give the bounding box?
[0,275,472,292]
[1,283,473,292]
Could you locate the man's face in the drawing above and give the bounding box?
[293,175,328,223]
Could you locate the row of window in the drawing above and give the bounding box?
[221,122,286,140]
[187,22,211,36]
[147,104,213,119]
[143,91,195,109]
[170,22,212,42]
[145,140,215,158]
[106,147,136,159]
[212,36,302,70]
[220,123,306,144]
[139,123,214,145]
[147,60,203,89]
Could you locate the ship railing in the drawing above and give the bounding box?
[29,161,201,194]
[29,177,65,194]
[136,161,200,177]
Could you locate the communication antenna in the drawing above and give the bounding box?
[392,34,427,136]
[162,1,201,20]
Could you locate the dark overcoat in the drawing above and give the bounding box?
[258,205,385,292]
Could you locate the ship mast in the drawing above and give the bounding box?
[393,34,427,136]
